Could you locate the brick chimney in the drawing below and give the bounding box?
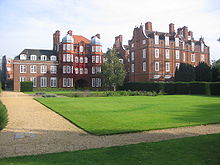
[188,31,193,39]
[53,30,60,51]
[113,35,123,49]
[67,30,73,36]
[183,26,188,40]
[96,34,101,39]
[145,22,152,31]
[169,23,175,34]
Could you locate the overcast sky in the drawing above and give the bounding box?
[0,0,220,60]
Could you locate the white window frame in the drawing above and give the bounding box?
[201,54,205,62]
[50,66,57,74]
[67,44,71,50]
[201,43,204,52]
[92,78,96,87]
[92,56,95,63]
[75,56,79,63]
[20,77,25,82]
[176,50,180,59]
[80,57,84,63]
[66,54,71,62]
[191,54,195,62]
[142,40,146,44]
[30,65,37,73]
[63,54,66,62]
[50,55,57,61]
[183,53,186,62]
[63,78,67,87]
[165,62,170,72]
[192,42,195,51]
[79,46,83,52]
[30,55,37,61]
[165,36,169,46]
[20,54,26,60]
[131,52,134,61]
[84,68,88,74]
[155,35,159,44]
[41,65,47,73]
[155,62,159,72]
[79,68,83,74]
[92,66,95,74]
[30,77,37,87]
[67,66,71,74]
[20,65,26,73]
[165,49,170,59]
[176,63,180,69]
[155,49,159,58]
[131,64,134,72]
[131,43,134,47]
[75,68,79,74]
[175,38,179,47]
[142,49,146,58]
[41,55,47,61]
[50,77,57,88]
[84,57,88,63]
[40,77,47,87]
[143,62,146,72]
[63,66,66,74]
[96,56,99,63]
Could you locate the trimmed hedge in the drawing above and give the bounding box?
[0,101,8,131]
[210,83,220,95]
[122,82,220,96]
[20,81,33,92]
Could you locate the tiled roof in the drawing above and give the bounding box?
[73,35,90,44]
[14,49,58,60]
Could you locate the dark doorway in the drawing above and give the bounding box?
[75,79,89,89]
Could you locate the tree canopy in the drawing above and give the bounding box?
[174,63,195,82]
[101,48,126,90]
[195,62,212,82]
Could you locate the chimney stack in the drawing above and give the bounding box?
[113,35,123,49]
[145,22,152,31]
[188,31,193,39]
[183,26,188,40]
[53,30,60,51]
[67,30,73,36]
[96,34,101,39]
[169,23,175,34]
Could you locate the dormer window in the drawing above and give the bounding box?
[67,44,71,50]
[165,36,169,46]
[41,55,47,61]
[175,38,179,47]
[50,55,57,61]
[79,46,84,52]
[20,54,26,60]
[30,55,37,61]
[201,43,204,52]
[155,35,159,44]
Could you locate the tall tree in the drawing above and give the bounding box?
[195,62,212,81]
[174,63,195,82]
[101,48,126,91]
[211,59,220,81]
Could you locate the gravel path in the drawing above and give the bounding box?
[0,91,220,158]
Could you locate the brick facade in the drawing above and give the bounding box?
[125,22,210,82]
[13,31,103,91]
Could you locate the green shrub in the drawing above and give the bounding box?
[163,83,175,95]
[189,82,206,95]
[20,81,33,92]
[0,101,8,131]
[0,81,2,93]
[174,83,190,94]
[210,83,220,95]
[123,82,163,92]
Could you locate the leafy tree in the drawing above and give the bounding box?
[195,62,212,82]
[174,63,195,82]
[211,59,220,81]
[101,48,126,91]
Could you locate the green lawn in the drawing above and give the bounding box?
[1,133,220,165]
[36,95,220,135]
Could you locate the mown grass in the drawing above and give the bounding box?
[1,133,220,165]
[36,95,220,135]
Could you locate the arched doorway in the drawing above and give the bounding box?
[75,79,89,89]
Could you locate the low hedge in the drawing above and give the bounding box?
[122,82,220,95]
[210,83,220,95]
[20,81,33,92]
[0,101,8,131]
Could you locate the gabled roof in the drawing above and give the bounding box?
[14,49,57,60]
[73,35,90,44]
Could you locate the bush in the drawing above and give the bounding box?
[123,82,163,92]
[174,83,190,94]
[0,81,2,93]
[0,101,8,131]
[210,83,220,95]
[189,82,206,95]
[20,81,33,92]
[163,83,175,95]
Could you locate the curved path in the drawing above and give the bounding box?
[0,91,220,158]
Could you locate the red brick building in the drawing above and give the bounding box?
[116,22,210,82]
[13,30,103,91]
